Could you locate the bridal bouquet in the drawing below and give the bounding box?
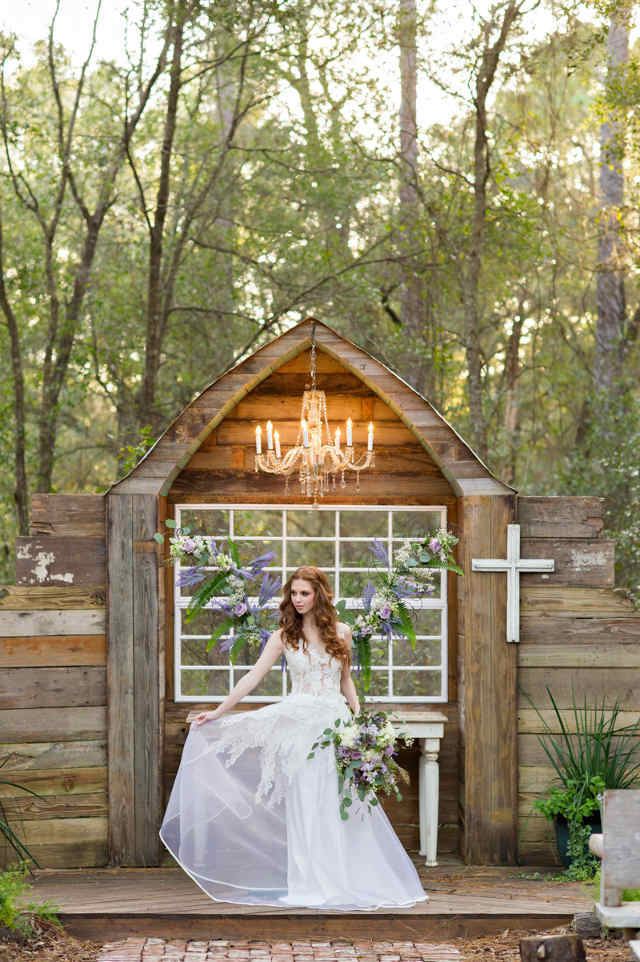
[308,709,413,819]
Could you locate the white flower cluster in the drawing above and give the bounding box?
[227,573,245,606]
[379,720,396,746]
[394,542,413,566]
[169,534,214,561]
[340,722,359,748]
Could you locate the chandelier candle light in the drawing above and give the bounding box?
[254,326,375,503]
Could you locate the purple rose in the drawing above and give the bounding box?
[429,537,441,553]
[384,744,394,756]
[233,602,247,617]
[183,538,196,553]
[379,604,392,620]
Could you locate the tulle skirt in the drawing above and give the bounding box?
[159,695,428,911]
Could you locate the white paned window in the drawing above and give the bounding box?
[173,504,448,703]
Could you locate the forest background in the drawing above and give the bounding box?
[0,0,638,603]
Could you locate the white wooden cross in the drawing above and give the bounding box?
[471,524,555,643]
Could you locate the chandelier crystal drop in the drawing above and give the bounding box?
[254,326,374,504]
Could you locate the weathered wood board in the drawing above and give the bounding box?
[0,666,106,709]
[106,494,136,865]
[521,586,636,616]
[519,667,640,706]
[16,537,105,586]
[0,706,106,742]
[519,539,615,587]
[0,608,105,636]
[520,615,640,645]
[517,497,605,539]
[0,791,107,820]
[0,817,108,870]
[0,634,106,667]
[461,494,518,864]
[0,767,106,797]
[30,494,105,537]
[0,585,105,609]
[0,739,106,771]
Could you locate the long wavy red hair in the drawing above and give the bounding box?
[279,566,350,668]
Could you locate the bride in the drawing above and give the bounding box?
[159,565,428,910]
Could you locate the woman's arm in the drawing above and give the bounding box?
[338,623,360,715]
[195,631,284,725]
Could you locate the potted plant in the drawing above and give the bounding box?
[525,687,640,878]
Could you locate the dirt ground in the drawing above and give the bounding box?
[0,924,636,962]
[450,926,634,962]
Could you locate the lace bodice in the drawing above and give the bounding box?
[285,642,342,698]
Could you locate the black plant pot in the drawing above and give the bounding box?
[554,813,602,868]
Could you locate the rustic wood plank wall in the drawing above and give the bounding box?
[162,349,462,856]
[0,496,108,869]
[516,496,640,864]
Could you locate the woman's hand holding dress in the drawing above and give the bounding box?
[194,632,284,725]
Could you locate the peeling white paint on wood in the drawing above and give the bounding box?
[22,549,75,585]
[571,548,607,570]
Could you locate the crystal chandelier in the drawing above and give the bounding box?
[254,325,375,503]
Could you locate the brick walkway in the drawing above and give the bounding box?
[96,939,464,962]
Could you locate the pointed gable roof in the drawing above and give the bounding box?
[108,318,515,497]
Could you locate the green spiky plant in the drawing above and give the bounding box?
[524,687,640,879]
[0,759,43,869]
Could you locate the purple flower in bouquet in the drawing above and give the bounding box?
[429,537,441,554]
[247,551,276,576]
[182,538,197,554]
[384,743,395,756]
[233,602,248,617]
[362,581,375,613]
[177,567,206,588]
[258,573,281,607]
[369,539,390,567]
[379,603,392,620]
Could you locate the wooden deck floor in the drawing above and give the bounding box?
[23,860,594,942]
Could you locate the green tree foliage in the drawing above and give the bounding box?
[0,0,637,599]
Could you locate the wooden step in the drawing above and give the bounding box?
[21,866,593,942]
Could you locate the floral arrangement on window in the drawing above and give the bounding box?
[157,521,461,690]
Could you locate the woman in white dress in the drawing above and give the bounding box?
[159,565,427,910]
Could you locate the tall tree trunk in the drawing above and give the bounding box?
[397,0,435,398]
[0,203,29,534]
[595,12,629,395]
[138,0,187,428]
[503,313,523,484]
[398,0,419,329]
[462,2,519,463]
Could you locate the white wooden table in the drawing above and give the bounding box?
[389,710,447,866]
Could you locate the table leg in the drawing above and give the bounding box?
[418,737,440,866]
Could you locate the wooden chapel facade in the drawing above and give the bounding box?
[1,317,638,870]
[105,317,518,867]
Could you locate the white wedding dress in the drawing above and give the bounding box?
[159,642,428,910]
